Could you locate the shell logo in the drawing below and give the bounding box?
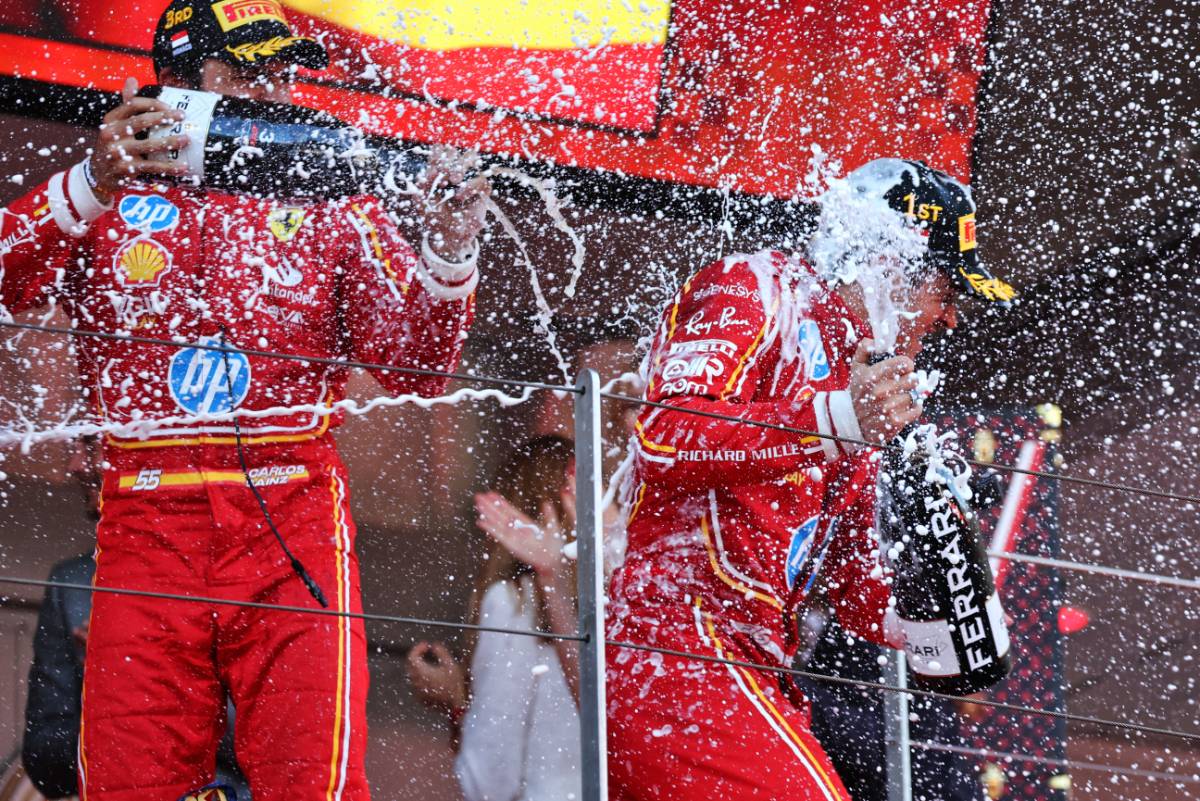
[115,237,173,287]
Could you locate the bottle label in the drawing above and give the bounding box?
[150,87,220,182]
[899,616,961,677]
[900,592,1010,678]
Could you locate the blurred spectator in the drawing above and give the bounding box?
[795,605,982,801]
[21,436,100,799]
[19,439,247,799]
[0,753,48,801]
[407,436,581,801]
[22,554,92,799]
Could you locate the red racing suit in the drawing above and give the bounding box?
[607,250,900,801]
[0,161,476,801]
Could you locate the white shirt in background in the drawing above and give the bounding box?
[456,577,582,801]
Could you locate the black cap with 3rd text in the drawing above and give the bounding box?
[152,0,328,85]
[846,158,1016,306]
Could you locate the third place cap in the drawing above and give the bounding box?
[152,0,328,84]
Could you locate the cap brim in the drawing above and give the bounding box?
[954,263,1016,306]
[223,36,329,70]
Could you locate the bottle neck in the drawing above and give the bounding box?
[371,141,430,196]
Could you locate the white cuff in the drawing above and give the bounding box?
[812,392,840,463]
[421,233,479,282]
[48,163,113,238]
[827,390,864,454]
[416,233,479,300]
[69,161,112,221]
[47,172,81,237]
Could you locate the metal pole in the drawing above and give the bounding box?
[885,648,912,801]
[574,368,608,801]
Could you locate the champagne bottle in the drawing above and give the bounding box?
[879,422,1012,695]
[137,86,427,199]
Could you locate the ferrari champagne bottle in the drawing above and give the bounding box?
[880,428,1013,694]
[137,86,427,199]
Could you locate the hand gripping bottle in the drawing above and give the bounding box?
[879,425,1012,694]
[137,86,427,199]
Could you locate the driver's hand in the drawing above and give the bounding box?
[419,146,491,261]
[90,77,190,203]
[848,338,919,446]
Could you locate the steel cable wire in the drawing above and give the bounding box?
[3,574,1199,746]
[0,575,587,642]
[9,567,1189,782]
[0,319,579,394]
[3,326,1198,749]
[603,638,1200,745]
[908,740,1200,786]
[986,550,1200,592]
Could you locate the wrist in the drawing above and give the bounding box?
[82,157,112,206]
[532,558,568,584]
[416,233,479,300]
[48,160,113,238]
[802,389,864,462]
[827,390,864,452]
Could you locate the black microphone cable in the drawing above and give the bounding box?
[218,329,328,608]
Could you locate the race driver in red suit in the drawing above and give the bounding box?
[606,159,1015,800]
[0,1,488,798]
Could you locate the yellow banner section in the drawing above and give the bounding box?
[281,0,670,49]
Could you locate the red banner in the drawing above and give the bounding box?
[0,0,992,195]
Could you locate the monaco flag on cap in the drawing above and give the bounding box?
[171,30,191,55]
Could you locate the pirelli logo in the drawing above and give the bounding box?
[211,0,287,31]
[958,213,977,252]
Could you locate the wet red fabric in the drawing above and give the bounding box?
[2,172,473,799]
[82,440,368,800]
[608,252,894,800]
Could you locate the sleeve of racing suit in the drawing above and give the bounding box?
[633,255,863,491]
[455,582,534,801]
[0,163,109,315]
[821,453,902,649]
[340,197,476,398]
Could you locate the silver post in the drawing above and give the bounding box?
[885,648,912,801]
[574,368,608,801]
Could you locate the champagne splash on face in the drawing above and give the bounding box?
[805,162,928,354]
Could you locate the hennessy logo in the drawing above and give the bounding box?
[211,0,287,31]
